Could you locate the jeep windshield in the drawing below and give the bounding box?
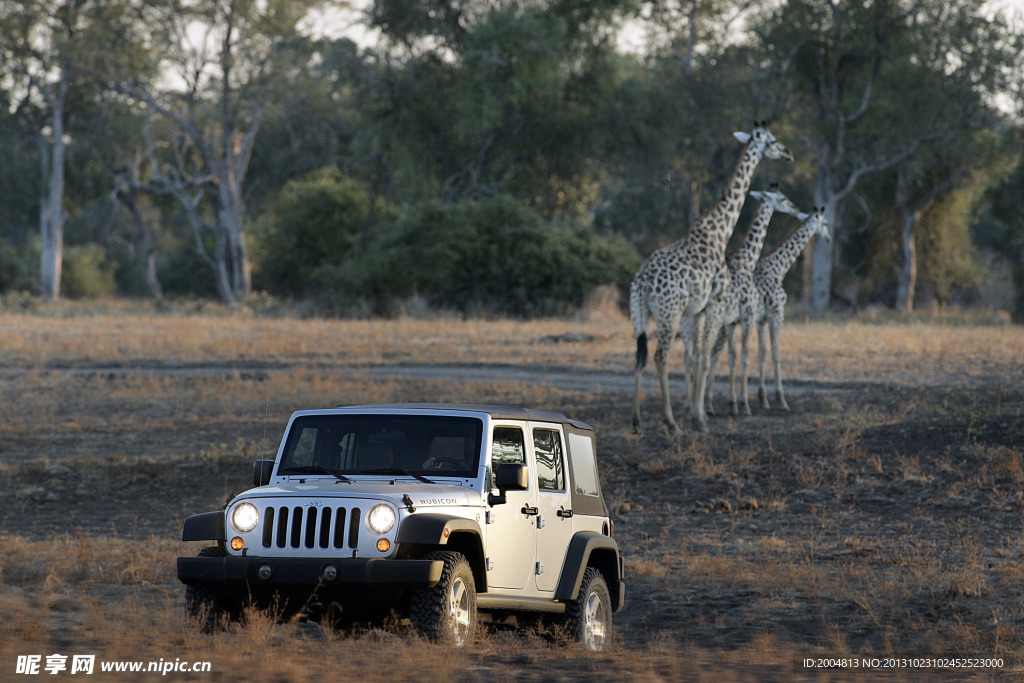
[277,415,483,479]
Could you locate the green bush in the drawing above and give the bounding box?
[61,244,117,298]
[157,242,219,298]
[0,239,31,293]
[328,196,642,316]
[252,168,391,296]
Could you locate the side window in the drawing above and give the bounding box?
[533,428,565,492]
[491,426,526,488]
[567,433,600,496]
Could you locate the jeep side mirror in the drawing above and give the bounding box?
[489,463,528,506]
[253,459,275,487]
[495,463,528,490]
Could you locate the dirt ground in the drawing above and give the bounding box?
[2,318,1023,680]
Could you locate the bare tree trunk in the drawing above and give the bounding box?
[123,199,164,300]
[212,228,233,305]
[808,208,839,312]
[114,157,164,300]
[686,177,700,227]
[895,211,917,312]
[807,176,838,312]
[683,0,698,76]
[39,81,68,300]
[214,163,251,301]
[893,166,952,313]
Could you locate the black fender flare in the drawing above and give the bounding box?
[181,511,225,542]
[395,513,483,546]
[396,514,486,591]
[555,532,624,611]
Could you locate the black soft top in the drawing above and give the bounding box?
[333,402,594,431]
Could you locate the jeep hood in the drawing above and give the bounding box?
[237,481,480,507]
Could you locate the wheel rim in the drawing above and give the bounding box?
[582,590,607,651]
[448,575,471,645]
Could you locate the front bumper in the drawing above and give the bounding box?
[178,555,444,591]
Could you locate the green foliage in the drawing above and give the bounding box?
[916,191,983,306]
[0,240,32,292]
[252,168,392,296]
[3,0,1023,314]
[60,244,117,298]
[979,141,1024,317]
[328,196,642,316]
[157,243,218,299]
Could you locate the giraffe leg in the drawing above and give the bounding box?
[690,306,722,433]
[757,321,770,409]
[683,311,703,406]
[705,325,728,416]
[770,317,789,411]
[738,319,752,416]
[725,323,739,416]
[655,321,682,435]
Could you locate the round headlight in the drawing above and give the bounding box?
[231,502,259,533]
[366,504,396,534]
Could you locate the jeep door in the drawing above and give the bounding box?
[485,423,537,590]
[529,423,574,592]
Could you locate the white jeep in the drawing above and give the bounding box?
[177,403,625,649]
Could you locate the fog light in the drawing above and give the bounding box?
[230,537,244,551]
[257,564,273,580]
[376,538,391,553]
[323,565,338,582]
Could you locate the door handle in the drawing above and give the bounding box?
[521,505,539,516]
[557,508,573,518]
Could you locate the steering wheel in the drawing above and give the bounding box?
[430,457,463,470]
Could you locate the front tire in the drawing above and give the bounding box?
[185,545,231,632]
[564,567,612,651]
[409,551,477,646]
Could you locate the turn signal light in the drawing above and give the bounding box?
[376,538,390,553]
[230,537,244,551]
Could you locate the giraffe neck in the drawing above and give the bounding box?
[762,218,822,279]
[691,139,764,256]
[730,199,774,274]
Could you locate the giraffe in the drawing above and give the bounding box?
[704,185,806,417]
[753,206,831,411]
[630,122,794,434]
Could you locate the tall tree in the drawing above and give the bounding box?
[367,0,629,215]
[0,0,142,299]
[758,0,1023,311]
[111,0,324,304]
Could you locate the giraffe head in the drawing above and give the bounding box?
[748,183,803,218]
[734,121,794,162]
[806,206,832,243]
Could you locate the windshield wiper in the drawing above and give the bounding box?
[281,465,351,482]
[359,468,434,484]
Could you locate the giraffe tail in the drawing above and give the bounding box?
[635,332,649,371]
[628,273,649,372]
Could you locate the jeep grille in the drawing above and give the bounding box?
[260,505,362,550]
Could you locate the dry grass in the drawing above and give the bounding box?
[0,535,808,682]
[1,309,1021,388]
[2,306,1024,680]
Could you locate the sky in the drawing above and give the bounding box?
[304,0,1024,54]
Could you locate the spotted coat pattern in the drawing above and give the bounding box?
[753,206,832,411]
[705,187,805,416]
[630,124,793,433]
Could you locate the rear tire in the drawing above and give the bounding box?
[409,551,477,646]
[563,567,612,651]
